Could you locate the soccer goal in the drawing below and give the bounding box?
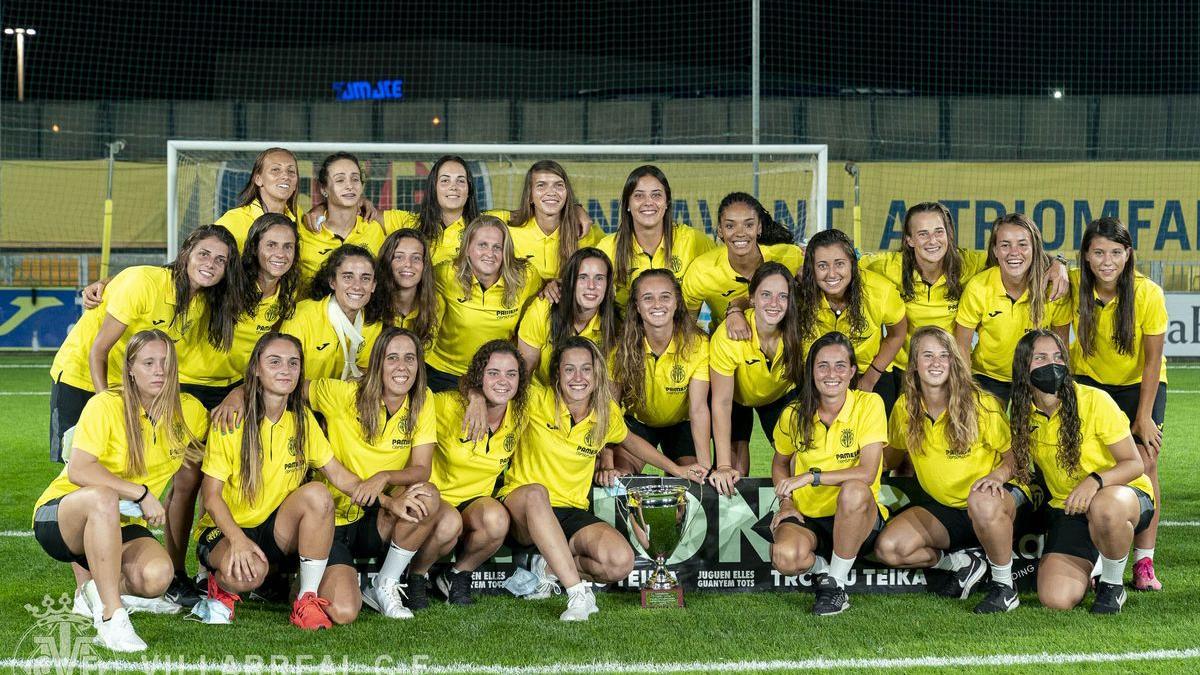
[166,142,829,257]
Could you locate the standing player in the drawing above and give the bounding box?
[194,333,365,629]
[597,165,715,308]
[381,155,484,265]
[216,147,303,251]
[297,153,384,287]
[610,269,712,475]
[769,332,888,617]
[709,263,804,493]
[498,338,706,621]
[955,213,1071,403]
[1069,217,1168,590]
[796,228,908,412]
[682,192,801,336]
[425,215,539,392]
[505,160,604,285]
[1008,330,1154,614]
[34,330,207,651]
[369,228,439,346]
[873,327,1026,613]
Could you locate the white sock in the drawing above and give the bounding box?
[932,550,969,571]
[988,558,1013,588]
[805,555,830,577]
[376,543,417,584]
[298,557,328,596]
[828,554,855,588]
[565,582,587,596]
[1134,547,1155,562]
[1099,554,1128,586]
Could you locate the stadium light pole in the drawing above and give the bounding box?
[3,27,37,102]
[751,0,761,198]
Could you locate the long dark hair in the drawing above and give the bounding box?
[749,262,806,385]
[612,269,702,414]
[310,244,377,318]
[788,331,858,453]
[235,147,299,217]
[899,202,966,302]
[508,160,583,274]
[369,228,437,345]
[457,339,530,424]
[416,155,479,243]
[550,248,619,359]
[1009,330,1082,485]
[613,165,674,283]
[716,192,794,246]
[171,225,243,350]
[797,228,866,341]
[240,213,300,327]
[238,332,308,504]
[1077,217,1136,356]
[356,327,427,443]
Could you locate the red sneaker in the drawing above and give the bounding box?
[206,575,241,622]
[290,592,332,630]
[1132,557,1162,591]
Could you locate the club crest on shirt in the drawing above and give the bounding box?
[504,433,516,454]
[266,304,280,322]
[840,429,855,448]
[671,364,686,383]
[670,255,682,273]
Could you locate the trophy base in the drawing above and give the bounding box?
[640,586,684,608]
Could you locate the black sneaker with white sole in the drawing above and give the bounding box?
[812,575,849,616]
[164,573,201,608]
[952,549,989,600]
[1091,581,1127,614]
[406,573,430,610]
[435,568,475,606]
[972,581,1019,614]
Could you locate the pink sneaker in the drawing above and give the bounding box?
[1132,557,1162,591]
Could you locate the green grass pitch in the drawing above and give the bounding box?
[1,353,1198,673]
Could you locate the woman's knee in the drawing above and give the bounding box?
[324,594,361,625]
[770,541,813,576]
[129,554,175,597]
[836,480,873,513]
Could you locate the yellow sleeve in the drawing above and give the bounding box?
[772,405,799,456]
[708,327,738,377]
[1090,389,1132,446]
[517,298,551,348]
[859,393,888,446]
[412,390,438,447]
[859,251,889,275]
[383,210,417,235]
[308,378,351,415]
[780,245,804,275]
[304,411,336,469]
[104,267,156,326]
[877,276,906,326]
[488,209,513,224]
[1047,294,1073,328]
[72,394,117,459]
[961,249,990,277]
[182,396,211,444]
[981,399,1011,453]
[681,264,707,312]
[604,402,629,445]
[202,425,237,482]
[1139,280,1169,335]
[582,224,605,248]
[691,338,711,382]
[887,397,908,450]
[956,278,985,329]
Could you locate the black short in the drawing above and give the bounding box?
[1074,376,1167,443]
[918,485,1029,551]
[1042,486,1155,563]
[426,366,460,394]
[196,509,290,572]
[777,506,886,560]
[49,378,93,463]
[180,381,242,411]
[329,507,387,568]
[552,506,606,542]
[625,416,696,462]
[865,369,899,418]
[973,374,1012,406]
[456,495,489,513]
[731,389,799,444]
[33,497,154,569]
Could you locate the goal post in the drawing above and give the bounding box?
[166,141,829,258]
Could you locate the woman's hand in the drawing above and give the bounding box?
[723,309,751,341]
[225,535,267,583]
[461,392,489,442]
[81,279,109,310]
[774,472,814,500]
[351,472,391,507]
[1133,416,1162,457]
[708,465,742,496]
[770,503,802,533]
[1063,476,1101,515]
[594,467,630,488]
[538,280,563,304]
[211,387,247,434]
[139,493,167,527]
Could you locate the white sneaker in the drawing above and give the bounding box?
[94,608,147,652]
[73,586,92,618]
[525,555,561,600]
[81,580,103,627]
[559,586,598,622]
[121,595,182,615]
[362,578,414,619]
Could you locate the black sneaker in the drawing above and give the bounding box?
[406,573,430,611]
[812,575,849,616]
[436,568,475,606]
[951,549,988,600]
[1092,581,1127,615]
[164,573,202,608]
[972,581,1019,614]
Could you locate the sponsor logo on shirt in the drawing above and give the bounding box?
[316,342,331,351]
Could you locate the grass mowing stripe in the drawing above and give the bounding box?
[2,647,1199,674]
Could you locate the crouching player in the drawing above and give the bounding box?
[33,330,207,651]
[873,327,1028,613]
[195,333,365,629]
[769,332,888,617]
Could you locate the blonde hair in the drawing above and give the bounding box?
[901,326,983,457]
[116,330,203,476]
[453,214,529,307]
[549,337,614,442]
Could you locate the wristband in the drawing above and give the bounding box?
[810,468,822,487]
[869,363,885,375]
[135,484,150,503]
[725,304,742,316]
[1087,472,1104,489]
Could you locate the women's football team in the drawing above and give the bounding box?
[35,150,1168,651]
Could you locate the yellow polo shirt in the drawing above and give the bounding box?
[426,261,539,376]
[382,208,509,266]
[215,202,303,253]
[428,391,524,507]
[628,334,710,428]
[802,269,907,374]
[682,243,803,321]
[1068,270,1169,386]
[709,310,795,407]
[508,217,605,283]
[597,223,715,308]
[296,216,385,290]
[517,297,606,385]
[279,298,382,381]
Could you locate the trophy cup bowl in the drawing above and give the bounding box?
[625,483,690,608]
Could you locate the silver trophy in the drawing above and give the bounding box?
[625,483,690,608]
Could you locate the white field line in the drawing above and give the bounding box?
[1,647,1199,674]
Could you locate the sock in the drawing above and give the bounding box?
[1134,547,1155,562]
[805,555,830,577]
[828,554,855,588]
[376,543,417,584]
[1099,554,1128,586]
[931,550,962,571]
[988,558,1013,588]
[565,582,587,596]
[297,556,328,596]
[450,566,467,576]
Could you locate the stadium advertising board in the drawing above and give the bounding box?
[0,289,80,350]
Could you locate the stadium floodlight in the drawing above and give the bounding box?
[4,27,37,102]
[166,141,829,258]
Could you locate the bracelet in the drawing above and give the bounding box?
[725,304,742,316]
[868,363,885,375]
[135,484,150,503]
[1088,472,1104,489]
